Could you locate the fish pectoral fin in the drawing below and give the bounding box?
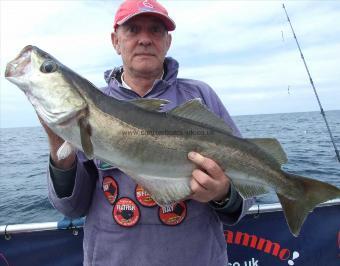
[277,172,340,237]
[79,117,94,159]
[169,98,234,135]
[129,98,170,112]
[232,179,270,198]
[245,138,288,165]
[57,141,75,160]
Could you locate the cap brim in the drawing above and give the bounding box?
[116,11,176,31]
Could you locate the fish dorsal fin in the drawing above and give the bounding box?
[246,138,288,165]
[130,98,170,112]
[169,98,234,134]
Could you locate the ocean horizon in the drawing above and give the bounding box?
[1,109,339,129]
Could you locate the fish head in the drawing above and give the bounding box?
[5,45,87,125]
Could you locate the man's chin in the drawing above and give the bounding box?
[134,56,158,65]
[132,62,162,76]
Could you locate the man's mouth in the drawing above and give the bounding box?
[135,53,155,57]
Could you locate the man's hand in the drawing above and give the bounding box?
[188,152,230,203]
[37,115,76,169]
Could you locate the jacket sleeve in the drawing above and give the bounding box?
[47,151,98,218]
[200,83,254,225]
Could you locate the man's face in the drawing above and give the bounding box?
[112,15,172,77]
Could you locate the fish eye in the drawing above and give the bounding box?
[40,60,58,73]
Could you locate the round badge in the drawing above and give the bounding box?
[102,176,118,205]
[159,201,187,226]
[113,198,140,227]
[135,184,157,207]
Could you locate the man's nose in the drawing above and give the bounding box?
[137,30,152,46]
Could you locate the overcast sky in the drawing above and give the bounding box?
[1,0,339,128]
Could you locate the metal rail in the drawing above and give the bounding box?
[247,198,340,215]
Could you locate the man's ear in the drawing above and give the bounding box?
[111,32,121,55]
[165,33,172,53]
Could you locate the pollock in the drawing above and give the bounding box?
[5,45,340,236]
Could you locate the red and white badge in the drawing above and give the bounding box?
[159,201,187,226]
[113,197,140,227]
[102,176,118,205]
[135,184,157,207]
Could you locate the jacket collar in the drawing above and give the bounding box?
[103,57,179,98]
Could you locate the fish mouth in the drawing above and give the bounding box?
[5,45,33,78]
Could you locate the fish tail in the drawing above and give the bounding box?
[277,173,340,237]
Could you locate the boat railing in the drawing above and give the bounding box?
[1,199,339,235]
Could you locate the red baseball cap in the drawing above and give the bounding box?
[114,0,176,31]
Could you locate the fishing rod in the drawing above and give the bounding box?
[282,3,340,163]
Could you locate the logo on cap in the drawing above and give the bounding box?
[159,201,187,226]
[113,197,140,227]
[135,184,157,207]
[143,0,153,8]
[102,176,119,205]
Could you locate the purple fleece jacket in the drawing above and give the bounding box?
[47,57,253,266]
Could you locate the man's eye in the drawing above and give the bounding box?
[128,25,139,33]
[151,26,160,32]
[150,26,165,35]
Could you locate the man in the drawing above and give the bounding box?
[45,0,252,265]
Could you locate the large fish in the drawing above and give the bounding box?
[5,45,340,236]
